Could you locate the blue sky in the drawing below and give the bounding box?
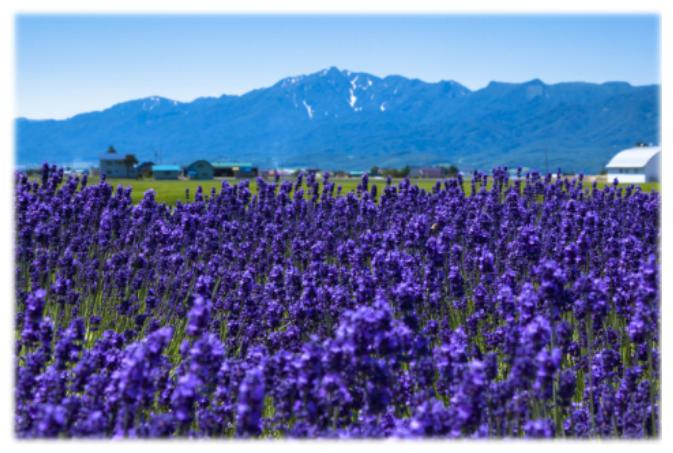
[16,14,659,119]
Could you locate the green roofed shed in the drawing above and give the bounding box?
[186,160,214,180]
[152,164,181,180]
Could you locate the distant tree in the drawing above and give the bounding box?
[442,165,459,177]
[123,154,138,166]
[380,167,409,178]
[123,154,139,178]
[370,166,380,176]
[106,145,117,154]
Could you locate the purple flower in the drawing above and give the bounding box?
[186,296,211,337]
[236,367,265,437]
[523,418,554,438]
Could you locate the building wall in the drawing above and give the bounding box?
[100,160,132,178]
[213,167,234,177]
[236,167,258,178]
[188,162,214,180]
[213,167,258,177]
[606,167,646,183]
[410,168,443,178]
[606,172,646,184]
[154,170,179,180]
[644,152,660,182]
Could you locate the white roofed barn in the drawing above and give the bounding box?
[605,146,660,183]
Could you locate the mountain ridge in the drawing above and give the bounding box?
[16,67,660,172]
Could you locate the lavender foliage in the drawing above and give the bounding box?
[14,166,660,438]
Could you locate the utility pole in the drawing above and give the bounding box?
[544,148,549,174]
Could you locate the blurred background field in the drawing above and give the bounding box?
[84,176,660,205]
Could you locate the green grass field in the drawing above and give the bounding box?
[90,176,659,205]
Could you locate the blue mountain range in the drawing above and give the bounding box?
[16,67,660,172]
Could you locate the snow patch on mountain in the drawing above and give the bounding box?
[143,97,162,111]
[302,100,314,119]
[349,77,359,109]
[349,90,357,108]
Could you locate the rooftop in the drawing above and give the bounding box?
[606,146,661,168]
[187,160,213,167]
[212,162,254,168]
[152,164,181,172]
[99,154,126,161]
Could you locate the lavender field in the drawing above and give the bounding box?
[14,165,660,438]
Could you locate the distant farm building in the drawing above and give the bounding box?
[152,164,181,180]
[212,162,258,178]
[185,160,214,180]
[136,161,155,177]
[99,154,138,178]
[348,170,366,178]
[410,167,443,178]
[606,146,660,183]
[507,167,531,181]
